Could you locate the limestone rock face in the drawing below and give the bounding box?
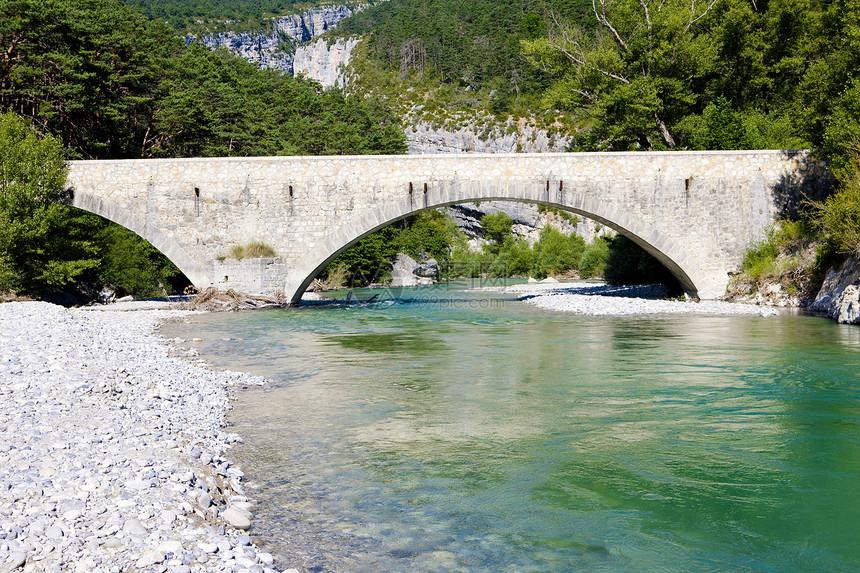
[390,253,433,287]
[405,119,572,155]
[811,255,860,323]
[293,37,360,88]
[835,285,860,324]
[192,5,366,73]
[443,201,608,247]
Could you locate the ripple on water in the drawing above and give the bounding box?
[161,288,860,573]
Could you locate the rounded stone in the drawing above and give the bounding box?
[221,507,252,530]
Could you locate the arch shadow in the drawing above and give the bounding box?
[71,191,208,286]
[285,192,702,304]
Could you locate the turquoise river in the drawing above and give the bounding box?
[162,283,860,572]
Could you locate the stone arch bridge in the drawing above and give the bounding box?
[66,151,827,304]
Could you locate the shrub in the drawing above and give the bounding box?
[578,237,610,278]
[813,183,860,257]
[531,226,585,278]
[323,262,349,290]
[227,241,277,259]
[741,220,815,282]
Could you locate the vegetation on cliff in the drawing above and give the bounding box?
[125,0,359,31]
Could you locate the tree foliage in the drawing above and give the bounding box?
[0,112,100,294]
[523,0,730,150]
[95,221,184,297]
[337,0,590,103]
[812,146,860,256]
[520,0,860,156]
[0,0,406,159]
[531,225,585,278]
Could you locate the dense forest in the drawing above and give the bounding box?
[125,0,355,30]
[0,0,405,300]
[336,0,859,157]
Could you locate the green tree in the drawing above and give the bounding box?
[0,112,99,293]
[481,211,514,253]
[578,237,610,277]
[523,0,725,150]
[0,0,173,158]
[95,222,184,297]
[531,225,585,278]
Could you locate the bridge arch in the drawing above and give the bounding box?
[72,191,208,286]
[285,190,702,304]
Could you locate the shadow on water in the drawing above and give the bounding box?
[322,331,449,356]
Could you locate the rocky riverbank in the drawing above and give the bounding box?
[490,282,780,316]
[0,302,292,573]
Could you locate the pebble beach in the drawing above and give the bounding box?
[0,301,288,573]
[499,282,780,316]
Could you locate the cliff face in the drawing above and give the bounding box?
[405,119,572,155]
[293,37,360,88]
[444,201,608,248]
[191,5,363,74]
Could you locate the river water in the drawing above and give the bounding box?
[162,284,860,572]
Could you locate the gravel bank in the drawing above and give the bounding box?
[0,301,290,573]
[501,283,779,316]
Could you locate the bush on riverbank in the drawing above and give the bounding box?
[729,145,860,306]
[727,220,821,304]
[813,146,860,257]
[0,113,100,295]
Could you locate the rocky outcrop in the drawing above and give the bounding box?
[811,255,860,323]
[293,36,360,88]
[405,117,572,154]
[390,253,434,287]
[192,5,367,73]
[445,201,609,247]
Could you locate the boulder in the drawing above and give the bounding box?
[811,255,860,322]
[391,253,428,287]
[413,258,439,278]
[835,285,860,324]
[222,506,252,530]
